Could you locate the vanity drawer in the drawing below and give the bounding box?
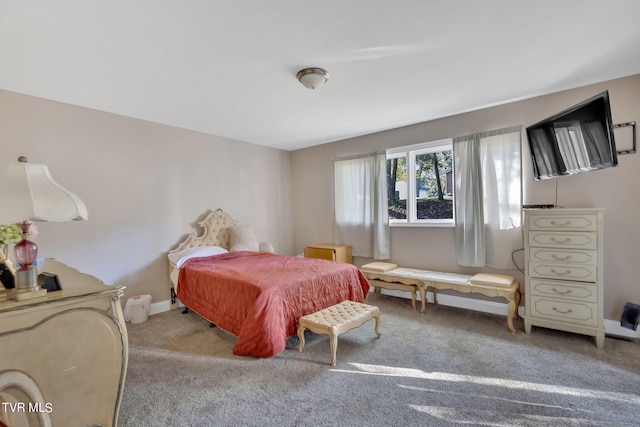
[529,279,597,303]
[529,262,597,282]
[528,231,597,250]
[528,214,597,231]
[529,296,598,326]
[529,248,596,265]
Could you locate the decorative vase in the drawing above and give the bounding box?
[14,221,38,289]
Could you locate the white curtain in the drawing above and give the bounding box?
[334,152,390,259]
[453,126,522,269]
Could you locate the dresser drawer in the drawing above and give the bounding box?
[529,296,598,326]
[528,214,597,231]
[529,248,596,265]
[529,262,597,282]
[528,231,597,249]
[529,279,597,302]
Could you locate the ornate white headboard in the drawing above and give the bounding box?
[171,208,237,253]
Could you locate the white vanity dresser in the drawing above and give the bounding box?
[0,259,128,427]
[523,208,605,348]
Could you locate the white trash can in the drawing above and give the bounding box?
[124,294,152,324]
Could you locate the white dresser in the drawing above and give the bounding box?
[0,259,128,427]
[523,208,605,348]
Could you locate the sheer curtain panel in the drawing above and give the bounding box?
[453,126,522,269]
[453,135,485,266]
[334,152,390,259]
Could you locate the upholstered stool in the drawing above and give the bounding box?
[297,300,381,366]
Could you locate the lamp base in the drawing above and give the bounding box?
[12,287,47,301]
[16,267,38,290]
[12,267,46,301]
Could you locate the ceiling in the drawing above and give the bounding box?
[2,1,640,152]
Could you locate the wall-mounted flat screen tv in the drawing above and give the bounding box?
[526,91,618,180]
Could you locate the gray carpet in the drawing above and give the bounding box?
[118,293,640,426]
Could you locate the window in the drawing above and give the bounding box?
[386,139,454,226]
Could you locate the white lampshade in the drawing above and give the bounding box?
[297,68,329,90]
[0,157,88,223]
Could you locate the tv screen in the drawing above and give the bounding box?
[526,91,618,180]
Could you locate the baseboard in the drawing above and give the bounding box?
[369,288,637,339]
[149,299,183,316]
[377,288,524,316]
[603,319,640,339]
[147,290,637,340]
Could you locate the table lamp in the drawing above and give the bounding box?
[0,156,88,300]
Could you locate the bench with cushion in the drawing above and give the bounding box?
[360,262,521,333]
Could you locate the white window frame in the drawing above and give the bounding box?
[386,138,454,227]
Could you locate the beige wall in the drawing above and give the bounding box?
[2,75,638,321]
[291,74,640,321]
[0,89,293,305]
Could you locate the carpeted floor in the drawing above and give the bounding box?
[119,293,640,426]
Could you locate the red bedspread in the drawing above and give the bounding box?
[176,251,370,358]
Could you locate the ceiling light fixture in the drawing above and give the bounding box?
[296,68,329,90]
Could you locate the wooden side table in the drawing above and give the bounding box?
[304,244,352,263]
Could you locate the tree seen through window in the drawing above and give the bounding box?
[386,141,453,223]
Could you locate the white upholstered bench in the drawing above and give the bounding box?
[297,300,381,366]
[360,262,521,334]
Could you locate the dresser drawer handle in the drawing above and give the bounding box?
[552,307,573,315]
[551,287,572,295]
[550,269,572,276]
[551,254,572,261]
[550,237,572,243]
[550,220,571,227]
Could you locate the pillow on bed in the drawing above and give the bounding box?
[168,246,228,268]
[230,225,260,252]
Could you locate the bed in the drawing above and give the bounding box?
[167,209,371,358]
